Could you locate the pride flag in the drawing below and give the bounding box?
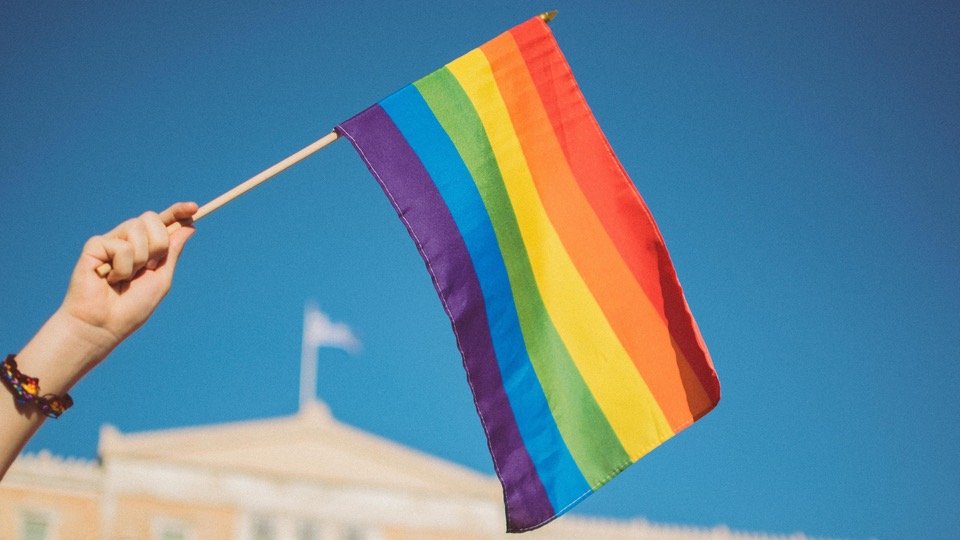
[336,16,720,532]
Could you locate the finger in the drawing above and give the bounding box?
[81,235,110,264]
[158,202,199,227]
[99,237,135,284]
[152,224,195,286]
[123,218,151,272]
[139,211,169,265]
[104,217,136,240]
[166,224,195,264]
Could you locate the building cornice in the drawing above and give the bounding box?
[3,449,101,494]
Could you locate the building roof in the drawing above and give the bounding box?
[98,399,501,500]
[6,402,816,539]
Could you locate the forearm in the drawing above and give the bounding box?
[0,308,115,478]
[0,202,196,480]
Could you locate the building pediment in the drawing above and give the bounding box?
[98,400,500,499]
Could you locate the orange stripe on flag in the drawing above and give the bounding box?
[481,32,713,429]
[510,20,720,409]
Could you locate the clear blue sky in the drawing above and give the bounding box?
[2,2,958,538]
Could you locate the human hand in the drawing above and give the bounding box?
[58,202,198,358]
[0,203,198,477]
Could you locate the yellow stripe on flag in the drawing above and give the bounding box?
[447,49,674,459]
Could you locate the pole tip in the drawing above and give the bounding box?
[539,10,558,23]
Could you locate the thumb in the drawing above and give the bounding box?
[154,224,195,282]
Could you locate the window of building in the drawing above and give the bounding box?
[296,521,321,540]
[150,517,195,540]
[160,530,186,540]
[340,525,367,540]
[251,516,275,540]
[19,509,56,540]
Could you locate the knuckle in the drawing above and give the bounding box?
[108,219,136,238]
[84,235,104,249]
[141,211,163,228]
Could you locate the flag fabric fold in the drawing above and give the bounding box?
[336,16,720,532]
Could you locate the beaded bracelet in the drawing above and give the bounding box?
[1,354,73,418]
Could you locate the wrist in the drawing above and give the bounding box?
[51,307,121,358]
[14,309,117,395]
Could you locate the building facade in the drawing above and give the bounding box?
[1,401,803,540]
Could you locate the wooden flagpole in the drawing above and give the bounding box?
[95,130,340,277]
[95,10,558,278]
[191,130,340,223]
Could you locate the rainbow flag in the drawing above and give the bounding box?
[336,16,720,532]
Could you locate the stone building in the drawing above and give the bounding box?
[1,399,804,540]
[2,308,805,539]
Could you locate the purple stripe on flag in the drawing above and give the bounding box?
[336,105,555,529]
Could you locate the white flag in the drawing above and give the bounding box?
[304,303,361,354]
[300,303,361,409]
